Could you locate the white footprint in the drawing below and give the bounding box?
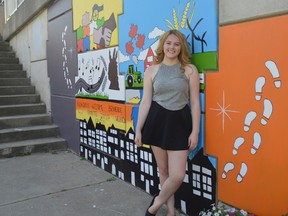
[237,162,248,183]
[265,60,281,88]
[251,132,262,155]
[222,162,234,179]
[255,76,266,101]
[261,99,272,125]
[244,111,257,132]
[232,137,245,155]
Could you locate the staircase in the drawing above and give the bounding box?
[0,36,67,158]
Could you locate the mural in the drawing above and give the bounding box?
[46,0,288,215]
[119,0,217,104]
[206,15,288,215]
[72,0,218,215]
[73,0,125,101]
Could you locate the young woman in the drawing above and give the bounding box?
[134,29,201,216]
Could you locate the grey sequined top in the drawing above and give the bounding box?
[152,62,189,111]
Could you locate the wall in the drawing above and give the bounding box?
[46,0,218,215]
[1,0,54,112]
[9,11,51,112]
[47,0,80,154]
[0,4,4,37]
[206,0,288,215]
[1,0,287,215]
[1,0,53,40]
[219,0,288,25]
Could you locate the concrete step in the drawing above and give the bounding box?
[0,114,52,129]
[0,77,30,86]
[0,94,41,105]
[0,64,22,70]
[0,78,30,86]
[0,86,35,95]
[0,51,15,58]
[0,103,46,117]
[0,70,27,78]
[0,124,60,143]
[0,137,67,158]
[0,57,19,64]
[0,45,12,51]
[0,41,9,46]
[0,39,68,158]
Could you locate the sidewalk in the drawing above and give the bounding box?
[0,150,186,216]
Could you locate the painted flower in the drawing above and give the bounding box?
[200,203,253,216]
[240,209,248,216]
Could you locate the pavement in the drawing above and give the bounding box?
[0,150,186,216]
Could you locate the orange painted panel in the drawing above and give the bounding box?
[76,98,126,130]
[206,15,288,215]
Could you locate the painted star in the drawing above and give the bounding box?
[209,90,240,133]
[67,46,76,59]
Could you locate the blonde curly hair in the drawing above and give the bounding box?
[154,29,191,71]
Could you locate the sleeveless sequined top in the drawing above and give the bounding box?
[152,62,189,111]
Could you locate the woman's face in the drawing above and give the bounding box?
[163,34,181,60]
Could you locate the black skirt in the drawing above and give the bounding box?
[142,101,192,150]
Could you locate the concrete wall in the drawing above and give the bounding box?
[219,0,288,25]
[9,10,51,112]
[1,0,53,40]
[0,5,4,37]
[1,0,54,113]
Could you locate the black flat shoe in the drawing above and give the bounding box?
[145,208,155,216]
[145,193,158,216]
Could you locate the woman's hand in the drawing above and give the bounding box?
[188,131,198,151]
[134,131,143,147]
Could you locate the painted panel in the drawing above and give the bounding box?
[51,95,80,153]
[206,15,288,215]
[72,0,123,51]
[47,10,78,96]
[47,1,80,152]
[48,0,72,21]
[75,47,125,101]
[76,98,126,131]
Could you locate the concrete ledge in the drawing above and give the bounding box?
[2,0,54,40]
[220,0,288,25]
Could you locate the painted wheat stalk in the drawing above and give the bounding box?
[181,2,190,28]
[172,9,179,29]
[165,0,195,30]
[165,19,175,29]
[188,0,195,26]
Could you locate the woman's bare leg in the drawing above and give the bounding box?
[148,149,188,215]
[151,146,175,215]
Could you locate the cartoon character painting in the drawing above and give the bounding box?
[73,0,121,52]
